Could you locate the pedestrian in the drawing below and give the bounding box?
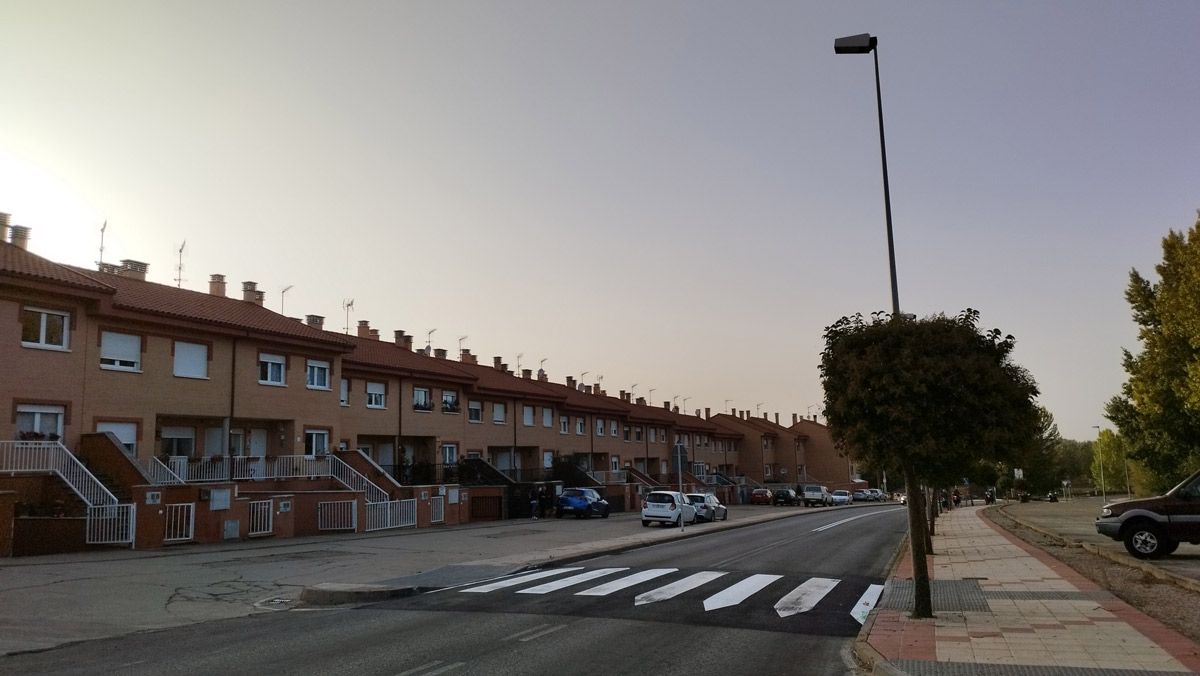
[529,486,539,520]
[537,486,549,519]
[952,490,961,508]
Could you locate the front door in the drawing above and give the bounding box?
[249,429,268,458]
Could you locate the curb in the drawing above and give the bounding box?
[300,582,434,605]
[989,505,1200,595]
[853,531,912,675]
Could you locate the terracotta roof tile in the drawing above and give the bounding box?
[0,242,114,292]
[531,381,628,412]
[341,337,476,382]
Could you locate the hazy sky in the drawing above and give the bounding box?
[2,2,1197,440]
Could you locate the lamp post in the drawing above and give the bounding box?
[1092,425,1106,504]
[834,33,900,319]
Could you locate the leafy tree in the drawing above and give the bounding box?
[1092,429,1132,496]
[1106,213,1200,488]
[1054,439,1093,488]
[821,310,1041,618]
[1011,407,1062,494]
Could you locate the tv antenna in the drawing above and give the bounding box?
[173,239,186,287]
[425,328,437,355]
[516,353,524,371]
[341,299,354,333]
[458,335,469,352]
[648,388,656,403]
[756,401,766,415]
[97,220,107,266]
[724,399,733,412]
[630,383,638,399]
[280,285,294,315]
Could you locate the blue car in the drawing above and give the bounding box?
[556,488,610,519]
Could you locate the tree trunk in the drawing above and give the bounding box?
[905,465,934,618]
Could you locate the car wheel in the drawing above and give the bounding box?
[723,510,729,521]
[642,519,651,527]
[602,507,610,519]
[1124,521,1169,559]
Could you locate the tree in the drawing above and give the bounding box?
[1054,439,1093,489]
[1092,429,1131,496]
[1011,406,1062,494]
[1106,213,1200,490]
[821,310,1040,618]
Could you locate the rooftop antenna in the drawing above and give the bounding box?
[425,328,437,355]
[458,335,469,352]
[648,388,656,403]
[517,353,524,371]
[539,358,548,369]
[280,285,294,315]
[756,401,766,415]
[97,220,107,266]
[173,239,186,287]
[630,383,638,399]
[682,396,691,413]
[342,299,354,333]
[724,399,733,412]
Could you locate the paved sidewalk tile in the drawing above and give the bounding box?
[864,505,1200,674]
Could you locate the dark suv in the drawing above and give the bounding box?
[772,488,800,506]
[1095,468,1200,559]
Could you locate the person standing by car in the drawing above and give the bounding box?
[529,486,540,520]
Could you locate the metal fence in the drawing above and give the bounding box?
[163,502,195,543]
[430,496,445,524]
[86,504,136,545]
[365,499,417,531]
[248,499,274,536]
[139,457,185,485]
[588,470,628,484]
[317,500,357,531]
[1,440,117,506]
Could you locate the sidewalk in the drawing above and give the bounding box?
[857,504,1200,674]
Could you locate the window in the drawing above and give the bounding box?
[623,425,631,442]
[559,415,569,434]
[611,456,620,471]
[304,429,330,454]
[648,428,656,443]
[173,341,208,378]
[339,378,350,406]
[523,405,535,426]
[16,404,65,440]
[96,421,137,455]
[229,429,246,455]
[543,407,553,428]
[764,465,772,477]
[610,420,619,437]
[258,353,286,385]
[596,418,605,436]
[100,331,140,371]
[367,382,387,409]
[20,307,69,350]
[576,417,585,435]
[412,387,431,411]
[161,426,195,456]
[306,359,330,389]
[635,426,643,442]
[442,390,460,413]
[468,400,482,423]
[493,402,506,423]
[442,443,458,465]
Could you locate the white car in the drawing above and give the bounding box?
[831,490,852,506]
[641,491,697,527]
[686,493,728,522]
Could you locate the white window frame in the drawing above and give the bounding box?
[493,402,506,424]
[413,386,431,412]
[596,418,605,436]
[339,378,350,407]
[442,390,460,414]
[576,418,585,435]
[258,353,286,386]
[635,426,643,442]
[304,429,330,455]
[16,404,65,439]
[441,443,458,465]
[611,456,620,471]
[610,420,619,437]
[559,415,569,434]
[306,359,330,390]
[96,421,137,454]
[173,341,208,379]
[20,307,70,351]
[523,405,535,426]
[161,426,195,456]
[468,400,483,423]
[542,407,553,428]
[99,331,141,371]
[623,425,631,442]
[367,382,387,409]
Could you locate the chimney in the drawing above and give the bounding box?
[357,320,371,339]
[566,376,576,388]
[369,329,381,341]
[8,223,30,251]
[695,409,701,417]
[673,406,679,413]
[395,330,409,349]
[121,259,148,281]
[663,401,670,410]
[306,314,325,329]
[435,348,447,359]
[209,274,227,296]
[461,349,478,364]
[584,385,592,394]
[774,412,780,425]
[705,407,711,419]
[793,413,798,425]
[762,411,768,420]
[636,396,646,405]
[812,414,818,422]
[242,281,259,302]
[493,356,503,369]
[619,390,626,401]
[730,407,737,416]
[501,363,509,374]
[537,368,548,382]
[522,368,532,379]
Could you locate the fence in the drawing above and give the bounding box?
[365,499,417,531]
[317,500,357,531]
[1,440,118,506]
[139,457,184,485]
[430,495,445,524]
[588,470,628,484]
[163,503,195,543]
[248,499,274,536]
[86,504,136,544]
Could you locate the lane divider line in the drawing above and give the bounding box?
[398,661,444,675]
[501,624,551,641]
[518,624,568,642]
[811,508,904,532]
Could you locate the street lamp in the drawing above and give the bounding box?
[1092,425,1106,504]
[834,33,900,319]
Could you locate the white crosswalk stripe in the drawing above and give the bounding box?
[460,567,583,593]
[774,577,840,618]
[575,568,678,596]
[517,568,628,594]
[634,571,727,606]
[702,573,782,611]
[851,584,884,624]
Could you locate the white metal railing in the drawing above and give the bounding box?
[365,499,417,531]
[139,457,184,485]
[166,454,391,505]
[86,503,136,544]
[589,470,628,484]
[265,455,330,479]
[164,503,195,542]
[431,495,445,524]
[329,456,390,503]
[249,499,273,536]
[231,456,265,480]
[0,441,117,506]
[318,500,357,530]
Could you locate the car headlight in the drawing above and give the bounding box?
[1100,508,1112,517]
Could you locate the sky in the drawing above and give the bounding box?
[1,2,1197,441]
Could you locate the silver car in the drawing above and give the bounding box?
[686,493,728,522]
[641,491,697,527]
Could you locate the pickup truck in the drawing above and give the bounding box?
[801,484,831,507]
[1095,468,1200,559]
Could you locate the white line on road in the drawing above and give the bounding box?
[851,584,884,624]
[575,568,678,596]
[702,574,783,611]
[500,624,551,641]
[774,577,840,617]
[634,571,727,606]
[397,661,444,675]
[517,568,628,594]
[460,568,583,593]
[422,663,465,675]
[518,624,568,642]
[811,508,904,532]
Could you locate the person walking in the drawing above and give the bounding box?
[529,486,539,520]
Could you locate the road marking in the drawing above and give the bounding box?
[517,568,628,594]
[576,568,678,596]
[702,574,783,611]
[501,624,551,641]
[851,584,884,624]
[811,508,904,532]
[422,663,465,675]
[518,624,568,642]
[774,577,840,617]
[397,661,445,675]
[634,571,727,606]
[460,567,583,593]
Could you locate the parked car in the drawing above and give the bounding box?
[772,488,800,506]
[687,493,728,522]
[831,490,852,506]
[898,493,908,505]
[556,487,610,519]
[801,484,832,507]
[852,489,871,502]
[866,489,885,501]
[1095,468,1200,559]
[749,488,774,505]
[641,491,698,527]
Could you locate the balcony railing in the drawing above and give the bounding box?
[588,470,628,484]
[412,400,434,412]
[1,440,118,506]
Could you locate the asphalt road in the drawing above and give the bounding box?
[1,505,908,676]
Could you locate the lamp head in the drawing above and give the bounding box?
[834,33,877,54]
